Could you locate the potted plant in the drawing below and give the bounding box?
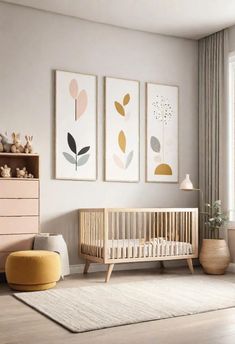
[199,200,230,274]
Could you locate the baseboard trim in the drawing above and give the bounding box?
[227,263,235,273]
[70,259,190,275]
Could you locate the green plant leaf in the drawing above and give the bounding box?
[150,136,161,153]
[63,152,76,164]
[77,146,90,156]
[67,132,77,154]
[77,154,90,166]
[114,101,125,116]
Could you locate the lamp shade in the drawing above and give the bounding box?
[180,174,194,190]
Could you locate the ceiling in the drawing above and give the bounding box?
[2,0,235,39]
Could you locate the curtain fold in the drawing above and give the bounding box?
[199,29,228,240]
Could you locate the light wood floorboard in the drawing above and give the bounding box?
[0,267,235,344]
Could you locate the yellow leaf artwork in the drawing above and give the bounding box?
[114,101,125,116]
[123,93,130,106]
[118,130,126,153]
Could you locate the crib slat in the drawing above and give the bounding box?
[111,212,114,259]
[188,212,190,243]
[186,212,188,243]
[153,212,156,257]
[127,212,130,258]
[148,212,152,257]
[168,212,172,241]
[172,212,175,242]
[97,213,99,258]
[155,212,158,239]
[103,209,108,262]
[165,212,168,240]
[182,212,184,242]
[100,212,102,258]
[116,212,119,259]
[185,212,187,243]
[189,212,192,243]
[138,213,141,258]
[122,212,125,259]
[85,214,89,250]
[94,213,97,257]
[101,211,104,258]
[133,212,136,258]
[143,213,146,258]
[87,213,90,250]
[91,213,94,255]
[98,212,100,258]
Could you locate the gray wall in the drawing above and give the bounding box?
[0,3,198,265]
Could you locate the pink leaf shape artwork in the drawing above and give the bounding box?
[69,79,79,99]
[75,90,88,120]
[113,154,125,169]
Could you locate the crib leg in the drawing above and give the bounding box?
[105,264,114,283]
[187,258,194,274]
[83,260,91,274]
[160,261,164,269]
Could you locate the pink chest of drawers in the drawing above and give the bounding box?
[0,153,40,271]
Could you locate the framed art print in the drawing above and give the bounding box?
[146,82,178,182]
[105,77,139,182]
[55,70,97,180]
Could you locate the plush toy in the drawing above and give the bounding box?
[0,136,3,152]
[16,167,27,178]
[11,133,24,153]
[0,132,11,153]
[24,135,33,154]
[0,164,11,178]
[16,167,34,178]
[27,173,34,178]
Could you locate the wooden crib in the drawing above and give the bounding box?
[78,208,198,282]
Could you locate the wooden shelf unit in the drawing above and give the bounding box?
[0,153,39,178]
[0,154,40,272]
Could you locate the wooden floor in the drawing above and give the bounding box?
[0,267,235,344]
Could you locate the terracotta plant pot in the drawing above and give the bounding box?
[199,239,230,275]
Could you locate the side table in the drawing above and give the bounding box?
[34,234,70,278]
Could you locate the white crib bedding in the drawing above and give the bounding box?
[81,237,193,258]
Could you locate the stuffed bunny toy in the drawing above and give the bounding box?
[24,135,33,154]
[11,133,24,153]
[0,132,11,152]
[0,164,11,178]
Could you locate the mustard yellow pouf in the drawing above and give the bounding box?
[5,251,61,291]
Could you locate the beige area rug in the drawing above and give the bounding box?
[14,276,235,333]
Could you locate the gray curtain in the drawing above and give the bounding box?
[199,29,228,240]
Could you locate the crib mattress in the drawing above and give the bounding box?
[81,238,193,259]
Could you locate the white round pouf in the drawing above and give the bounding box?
[33,234,70,277]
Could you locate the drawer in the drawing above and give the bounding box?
[0,180,39,198]
[0,199,38,216]
[0,234,35,252]
[0,216,39,234]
